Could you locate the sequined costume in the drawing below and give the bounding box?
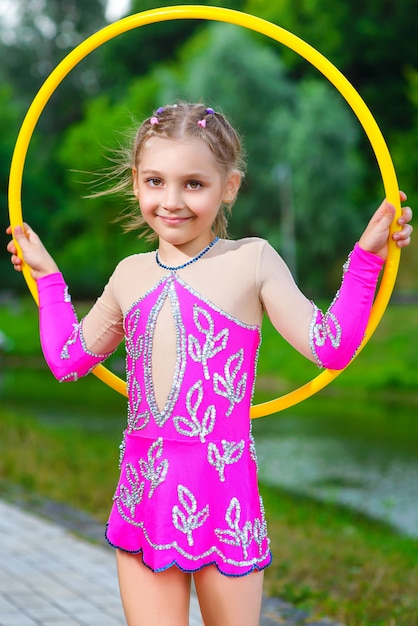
[37,237,383,576]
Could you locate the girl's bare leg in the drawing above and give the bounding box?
[116,550,191,626]
[194,565,264,626]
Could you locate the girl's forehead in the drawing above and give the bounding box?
[142,135,208,155]
[138,136,222,173]
[140,136,215,159]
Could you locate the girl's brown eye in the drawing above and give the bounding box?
[188,181,202,189]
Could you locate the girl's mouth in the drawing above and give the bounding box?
[158,215,190,226]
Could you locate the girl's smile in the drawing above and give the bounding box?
[157,215,192,226]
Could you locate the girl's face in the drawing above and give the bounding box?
[133,136,240,255]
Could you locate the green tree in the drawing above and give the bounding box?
[390,68,418,291]
[54,76,159,296]
[96,0,248,99]
[0,0,108,124]
[243,0,418,292]
[0,0,110,292]
[392,68,418,207]
[245,0,418,137]
[0,85,27,289]
[273,79,364,289]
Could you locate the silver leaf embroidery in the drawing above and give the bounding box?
[63,285,71,303]
[172,485,209,546]
[173,381,216,443]
[60,323,80,360]
[253,499,268,555]
[213,349,247,417]
[249,433,259,471]
[139,438,169,498]
[215,498,253,560]
[118,463,145,518]
[118,431,126,469]
[188,305,229,380]
[207,440,245,482]
[313,310,342,349]
[127,378,150,432]
[126,309,143,359]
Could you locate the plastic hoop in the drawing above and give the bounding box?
[8,5,401,418]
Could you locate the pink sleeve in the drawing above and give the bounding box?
[37,272,115,382]
[310,243,384,369]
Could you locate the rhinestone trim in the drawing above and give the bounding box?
[156,237,219,271]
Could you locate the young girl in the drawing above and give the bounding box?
[7,102,413,626]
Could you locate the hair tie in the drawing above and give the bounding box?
[156,107,165,114]
[206,108,215,115]
[197,119,206,128]
[150,116,159,125]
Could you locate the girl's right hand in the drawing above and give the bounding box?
[6,224,59,280]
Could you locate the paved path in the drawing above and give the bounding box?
[0,500,202,626]
[0,498,342,625]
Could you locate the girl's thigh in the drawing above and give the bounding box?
[194,565,264,626]
[116,549,192,626]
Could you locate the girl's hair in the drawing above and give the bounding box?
[94,102,246,241]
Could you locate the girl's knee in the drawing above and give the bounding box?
[194,566,264,626]
[116,552,191,626]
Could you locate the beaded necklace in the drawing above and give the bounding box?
[155,237,219,271]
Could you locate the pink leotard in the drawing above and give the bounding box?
[37,238,383,576]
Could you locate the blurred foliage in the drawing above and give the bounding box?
[0,0,108,128]
[53,76,160,294]
[96,0,247,98]
[245,0,418,136]
[1,0,417,297]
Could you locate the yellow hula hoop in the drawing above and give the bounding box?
[8,5,401,417]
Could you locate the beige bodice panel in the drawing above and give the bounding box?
[81,238,314,405]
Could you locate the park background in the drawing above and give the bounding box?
[0,0,417,624]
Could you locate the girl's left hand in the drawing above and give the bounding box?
[358,191,413,260]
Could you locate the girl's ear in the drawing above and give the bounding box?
[132,168,139,198]
[224,169,242,204]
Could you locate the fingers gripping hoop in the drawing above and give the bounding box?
[8,5,401,417]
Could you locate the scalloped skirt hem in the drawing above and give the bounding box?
[105,528,272,578]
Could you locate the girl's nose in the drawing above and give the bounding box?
[161,186,185,211]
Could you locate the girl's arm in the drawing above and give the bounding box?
[307,243,383,368]
[259,195,413,370]
[7,224,124,381]
[37,272,123,381]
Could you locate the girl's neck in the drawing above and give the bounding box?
[156,235,218,270]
